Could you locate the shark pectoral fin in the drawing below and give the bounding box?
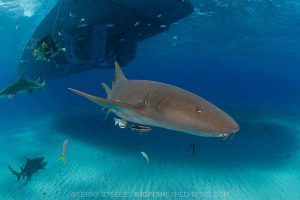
[101,82,111,98]
[68,88,141,112]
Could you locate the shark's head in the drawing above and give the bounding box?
[160,95,240,137]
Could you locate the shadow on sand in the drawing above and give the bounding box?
[52,109,299,169]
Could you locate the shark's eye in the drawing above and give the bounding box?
[196,107,203,113]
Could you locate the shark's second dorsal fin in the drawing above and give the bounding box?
[113,61,127,86]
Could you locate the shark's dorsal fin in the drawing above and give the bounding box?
[113,61,127,86]
[101,82,111,99]
[18,74,25,81]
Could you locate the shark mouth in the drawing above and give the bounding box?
[220,132,237,140]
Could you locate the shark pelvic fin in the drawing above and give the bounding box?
[103,110,111,123]
[101,82,111,98]
[113,61,127,86]
[68,88,141,112]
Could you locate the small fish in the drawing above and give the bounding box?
[189,143,196,156]
[134,21,140,26]
[19,60,29,63]
[114,118,127,128]
[106,24,115,27]
[58,139,69,165]
[15,25,19,30]
[80,18,85,23]
[78,24,87,28]
[157,14,162,18]
[69,12,76,18]
[160,24,167,28]
[141,151,149,164]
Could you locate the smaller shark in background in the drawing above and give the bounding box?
[0,75,45,99]
[8,157,47,181]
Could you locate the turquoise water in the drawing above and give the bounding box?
[1,0,300,199]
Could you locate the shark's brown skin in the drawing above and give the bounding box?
[0,75,45,99]
[69,62,239,137]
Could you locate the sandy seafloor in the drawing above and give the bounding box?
[0,107,299,200]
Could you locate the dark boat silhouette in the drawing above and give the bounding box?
[18,0,194,80]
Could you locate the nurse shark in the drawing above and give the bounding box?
[68,62,239,137]
[0,75,45,99]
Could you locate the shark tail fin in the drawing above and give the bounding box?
[101,82,111,99]
[8,165,22,181]
[41,80,46,87]
[57,155,66,165]
[113,61,127,86]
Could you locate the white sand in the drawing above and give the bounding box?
[0,108,299,200]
